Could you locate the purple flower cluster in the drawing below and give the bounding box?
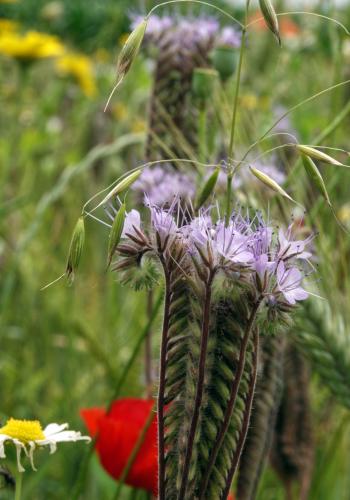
[132,166,195,206]
[130,14,241,48]
[120,203,313,308]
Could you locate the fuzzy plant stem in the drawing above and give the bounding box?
[226,1,249,223]
[198,299,261,499]
[158,264,172,500]
[221,327,260,500]
[145,290,154,398]
[178,271,215,500]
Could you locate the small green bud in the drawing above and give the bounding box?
[302,155,331,206]
[107,203,126,268]
[195,167,220,210]
[192,68,218,102]
[66,216,85,281]
[259,0,281,45]
[212,45,238,81]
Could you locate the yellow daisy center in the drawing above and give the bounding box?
[0,418,45,443]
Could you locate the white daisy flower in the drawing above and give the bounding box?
[0,418,91,472]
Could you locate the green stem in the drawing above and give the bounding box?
[225,1,249,222]
[15,472,23,500]
[198,299,261,499]
[178,271,215,499]
[199,106,207,168]
[113,402,156,499]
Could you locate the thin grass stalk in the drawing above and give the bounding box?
[221,327,260,500]
[198,299,261,498]
[225,0,249,222]
[158,262,172,500]
[178,271,215,499]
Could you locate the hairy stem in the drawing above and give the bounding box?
[199,299,261,498]
[221,327,260,500]
[158,264,172,500]
[178,272,215,499]
[145,290,153,398]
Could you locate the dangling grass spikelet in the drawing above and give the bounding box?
[66,216,85,282]
[259,0,281,45]
[96,170,141,209]
[297,145,344,166]
[301,155,331,206]
[104,18,148,110]
[195,166,220,209]
[250,166,295,203]
[107,203,126,268]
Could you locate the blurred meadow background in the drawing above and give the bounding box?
[0,0,350,499]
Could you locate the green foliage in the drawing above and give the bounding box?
[294,300,350,409]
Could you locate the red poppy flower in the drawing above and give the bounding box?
[81,398,236,499]
[81,398,158,495]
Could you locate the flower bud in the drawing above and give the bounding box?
[259,0,281,45]
[212,46,238,81]
[66,216,85,280]
[192,68,218,102]
[107,203,126,268]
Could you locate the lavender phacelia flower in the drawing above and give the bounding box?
[132,166,195,206]
[216,26,241,48]
[113,202,313,311]
[276,261,308,305]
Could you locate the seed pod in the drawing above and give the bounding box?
[117,18,148,83]
[96,170,141,209]
[259,0,281,45]
[195,167,220,209]
[296,145,343,166]
[66,216,85,280]
[107,203,126,268]
[250,166,294,202]
[212,46,238,81]
[192,68,218,102]
[302,155,331,206]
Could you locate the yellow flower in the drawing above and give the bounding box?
[132,119,146,133]
[112,102,128,121]
[55,53,97,97]
[0,30,65,60]
[338,203,350,224]
[0,418,90,472]
[0,18,20,33]
[240,93,258,110]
